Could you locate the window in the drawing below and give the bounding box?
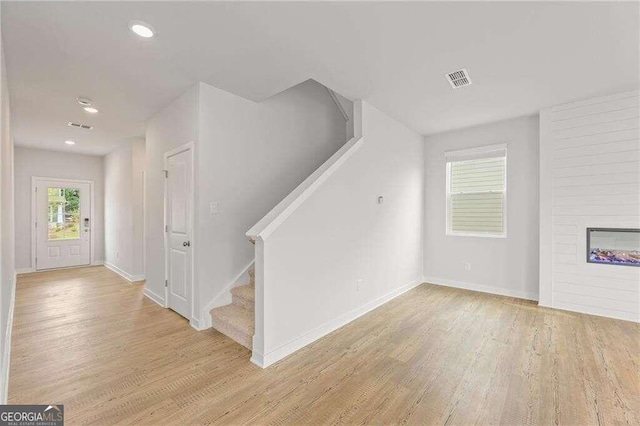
[445,144,506,237]
[47,187,81,240]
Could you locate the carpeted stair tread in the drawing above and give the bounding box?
[231,284,255,310]
[211,304,254,350]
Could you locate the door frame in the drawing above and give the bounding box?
[163,142,197,326]
[31,176,96,271]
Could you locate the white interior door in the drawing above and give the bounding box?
[165,146,193,319]
[35,179,91,270]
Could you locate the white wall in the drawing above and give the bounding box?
[131,140,146,277]
[424,115,540,300]
[145,80,348,324]
[145,85,199,306]
[104,138,145,280]
[196,79,347,325]
[13,147,105,270]
[104,142,132,274]
[255,101,424,366]
[540,90,640,322]
[0,29,16,403]
[333,91,354,140]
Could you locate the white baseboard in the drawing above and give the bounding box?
[257,278,422,368]
[143,287,165,307]
[1,271,17,404]
[552,300,639,324]
[104,261,145,283]
[423,276,539,302]
[250,352,265,368]
[190,319,207,331]
[16,262,105,275]
[201,260,254,329]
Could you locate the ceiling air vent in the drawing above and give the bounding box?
[68,121,93,130]
[445,68,472,89]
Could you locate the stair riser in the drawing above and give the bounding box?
[211,318,253,350]
[233,295,254,311]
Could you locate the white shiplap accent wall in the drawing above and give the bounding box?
[540,90,640,322]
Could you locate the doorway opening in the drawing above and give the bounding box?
[32,177,94,270]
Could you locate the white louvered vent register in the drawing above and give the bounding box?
[445,144,507,237]
[445,68,472,89]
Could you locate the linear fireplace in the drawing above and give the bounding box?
[587,228,640,267]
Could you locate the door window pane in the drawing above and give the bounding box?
[48,188,80,240]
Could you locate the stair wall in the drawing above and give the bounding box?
[249,101,424,367]
[195,79,350,326]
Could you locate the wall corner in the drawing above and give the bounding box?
[538,107,553,307]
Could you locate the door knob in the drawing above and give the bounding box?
[183,241,191,247]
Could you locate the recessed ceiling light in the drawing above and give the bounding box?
[77,97,92,106]
[83,107,99,114]
[129,21,155,38]
[65,140,76,145]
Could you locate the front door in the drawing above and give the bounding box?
[35,179,91,270]
[165,146,193,319]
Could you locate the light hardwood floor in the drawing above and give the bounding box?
[8,266,640,425]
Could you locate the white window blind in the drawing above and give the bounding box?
[445,144,507,237]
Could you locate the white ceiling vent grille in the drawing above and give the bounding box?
[446,68,472,89]
[68,121,93,130]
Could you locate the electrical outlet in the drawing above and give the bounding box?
[464,262,471,271]
[356,279,363,291]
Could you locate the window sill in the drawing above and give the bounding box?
[446,232,507,239]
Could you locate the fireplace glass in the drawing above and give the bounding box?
[587,228,640,267]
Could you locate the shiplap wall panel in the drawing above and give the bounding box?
[553,161,640,178]
[554,243,577,254]
[555,282,639,304]
[553,173,639,188]
[554,194,640,207]
[555,141,640,158]
[543,90,640,322]
[554,264,640,281]
[554,120,640,141]
[554,205,640,217]
[553,301,638,321]
[551,93,640,119]
[554,234,578,244]
[554,151,640,167]
[554,272,639,292]
[554,292,639,314]
[554,129,639,149]
[552,107,640,129]
[554,183,639,197]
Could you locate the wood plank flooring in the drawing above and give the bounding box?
[8,266,640,425]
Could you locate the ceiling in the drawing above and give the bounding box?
[3,1,639,155]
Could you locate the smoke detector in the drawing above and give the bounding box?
[68,121,93,130]
[445,68,472,89]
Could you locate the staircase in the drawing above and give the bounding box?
[210,266,255,349]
